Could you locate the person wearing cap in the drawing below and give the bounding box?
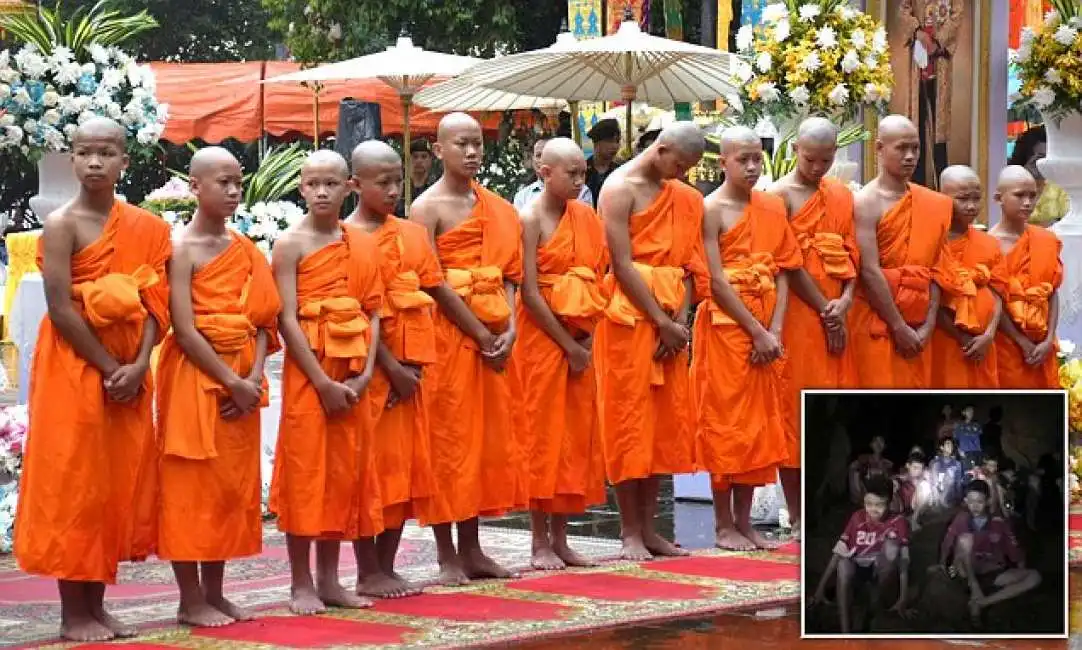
[513,136,594,212]
[585,118,623,207]
[395,138,437,217]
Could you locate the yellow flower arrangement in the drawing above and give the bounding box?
[1056,340,1082,502]
[1013,2,1082,120]
[727,0,894,126]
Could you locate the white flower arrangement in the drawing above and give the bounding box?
[0,43,167,161]
[1012,2,1082,121]
[728,1,893,127]
[232,201,305,255]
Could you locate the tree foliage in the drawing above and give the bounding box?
[261,0,564,64]
[64,0,278,61]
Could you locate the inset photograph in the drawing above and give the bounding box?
[801,390,1068,639]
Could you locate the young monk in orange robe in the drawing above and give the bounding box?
[410,113,522,585]
[692,126,803,551]
[157,147,280,626]
[269,150,383,614]
[595,122,705,560]
[770,117,859,540]
[516,138,608,571]
[931,166,1004,389]
[989,166,1062,389]
[851,115,950,388]
[14,118,170,642]
[344,141,437,599]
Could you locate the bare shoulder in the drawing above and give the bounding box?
[270,228,303,268]
[42,205,77,235]
[853,182,883,225]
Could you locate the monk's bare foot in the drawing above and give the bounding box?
[206,596,255,621]
[389,572,424,596]
[438,559,471,587]
[531,546,567,571]
[317,582,372,609]
[462,550,518,580]
[60,617,114,642]
[553,543,598,567]
[289,586,327,615]
[716,527,756,551]
[740,526,781,550]
[358,573,413,599]
[643,533,691,557]
[93,610,137,638]
[177,602,235,628]
[620,536,654,561]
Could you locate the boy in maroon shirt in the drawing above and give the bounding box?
[849,435,894,505]
[934,479,1040,628]
[892,451,931,532]
[812,476,913,633]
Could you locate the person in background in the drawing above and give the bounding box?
[513,136,593,212]
[849,435,894,505]
[394,138,436,218]
[929,437,964,509]
[953,405,984,472]
[585,118,623,207]
[1007,126,1067,227]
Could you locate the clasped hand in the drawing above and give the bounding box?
[103,362,148,404]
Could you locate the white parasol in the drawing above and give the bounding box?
[447,8,740,154]
[263,34,482,214]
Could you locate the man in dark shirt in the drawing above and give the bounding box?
[584,118,622,208]
[395,137,436,217]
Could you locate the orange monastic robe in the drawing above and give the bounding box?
[14,202,170,583]
[156,233,281,561]
[425,182,524,524]
[691,192,803,489]
[366,218,440,529]
[851,184,950,388]
[781,179,858,468]
[991,225,1063,389]
[515,201,608,514]
[269,226,385,539]
[595,180,700,484]
[931,227,1003,389]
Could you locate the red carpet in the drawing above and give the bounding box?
[508,572,715,601]
[645,556,800,582]
[18,551,797,649]
[196,617,415,647]
[373,592,572,621]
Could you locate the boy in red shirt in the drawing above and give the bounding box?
[934,479,1040,628]
[812,476,913,633]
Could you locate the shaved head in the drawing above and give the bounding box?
[351,140,401,176]
[877,114,918,143]
[437,112,482,142]
[540,137,585,167]
[657,121,705,156]
[718,125,761,155]
[303,149,350,179]
[940,165,980,191]
[796,117,838,147]
[189,146,240,178]
[997,164,1036,191]
[72,116,126,148]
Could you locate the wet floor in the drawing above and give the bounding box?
[486,480,1077,648]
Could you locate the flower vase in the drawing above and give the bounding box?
[28,152,80,223]
[1047,112,1082,346]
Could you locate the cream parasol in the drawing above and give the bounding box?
[446,7,740,154]
[263,34,482,214]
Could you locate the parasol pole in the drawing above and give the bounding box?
[571,101,581,146]
[402,91,413,216]
[622,86,636,157]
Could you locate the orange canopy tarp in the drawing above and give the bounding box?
[151,62,265,144]
[151,61,504,145]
